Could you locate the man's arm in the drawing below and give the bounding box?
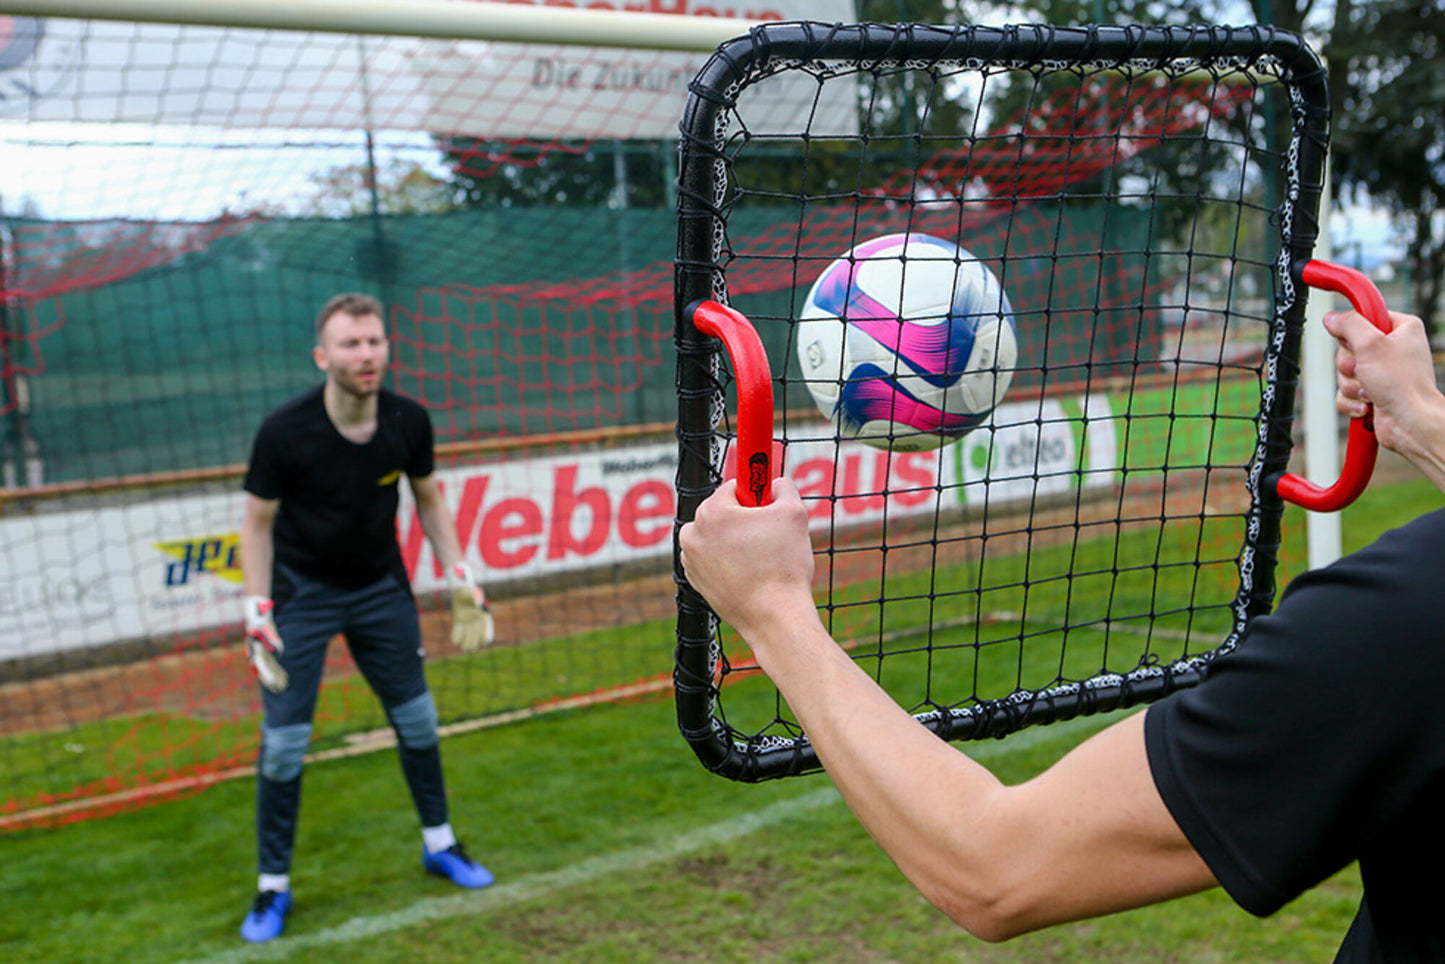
[239,494,279,599]
[410,473,493,650]
[409,473,465,571]
[679,478,1216,941]
[238,493,287,692]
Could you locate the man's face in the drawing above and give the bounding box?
[314,311,389,399]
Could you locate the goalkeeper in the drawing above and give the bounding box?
[236,292,496,944]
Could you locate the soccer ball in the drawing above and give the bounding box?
[794,233,1018,452]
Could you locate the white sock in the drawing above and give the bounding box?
[422,823,456,855]
[258,873,290,894]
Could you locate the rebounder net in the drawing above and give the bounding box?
[673,23,1332,780]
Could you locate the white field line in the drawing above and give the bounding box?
[174,714,1114,964]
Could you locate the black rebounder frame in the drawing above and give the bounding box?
[673,23,1332,782]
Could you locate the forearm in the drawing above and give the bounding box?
[237,500,288,689]
[750,607,1021,932]
[415,479,493,650]
[1385,391,1445,493]
[239,521,274,600]
[415,497,464,572]
[753,609,1211,940]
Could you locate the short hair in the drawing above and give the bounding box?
[316,292,384,340]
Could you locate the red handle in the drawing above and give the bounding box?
[689,300,776,507]
[1271,260,1394,512]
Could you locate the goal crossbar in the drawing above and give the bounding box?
[0,0,761,50]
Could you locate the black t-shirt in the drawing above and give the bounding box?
[244,385,434,594]
[1146,507,1445,963]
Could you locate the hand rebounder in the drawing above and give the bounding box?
[673,22,1371,782]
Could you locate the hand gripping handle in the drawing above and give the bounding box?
[688,300,776,507]
[1270,260,1393,512]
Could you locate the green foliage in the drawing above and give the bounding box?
[998,1,1444,331]
[1326,0,1445,329]
[441,138,677,209]
[303,158,456,217]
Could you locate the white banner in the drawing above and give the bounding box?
[0,1,858,137]
[0,392,1117,661]
[956,395,1119,506]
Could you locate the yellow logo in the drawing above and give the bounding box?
[156,534,244,586]
[377,470,401,487]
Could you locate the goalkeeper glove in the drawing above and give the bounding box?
[448,562,494,652]
[244,596,289,693]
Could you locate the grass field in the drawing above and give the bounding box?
[4,475,1437,964]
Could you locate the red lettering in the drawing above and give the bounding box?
[480,498,544,569]
[451,475,493,570]
[398,476,494,581]
[838,451,885,515]
[618,480,674,548]
[484,0,785,18]
[891,452,936,508]
[401,452,701,575]
[548,465,610,559]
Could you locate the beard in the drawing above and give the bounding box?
[331,368,383,398]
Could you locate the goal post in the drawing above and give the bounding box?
[1303,164,1343,570]
[0,0,851,828]
[0,0,753,49]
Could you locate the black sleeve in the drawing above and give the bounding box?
[404,400,435,480]
[1145,507,1445,917]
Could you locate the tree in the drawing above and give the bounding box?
[1325,0,1445,332]
[301,157,455,217]
[440,137,674,209]
[1017,1,1442,330]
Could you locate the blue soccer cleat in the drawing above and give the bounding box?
[239,889,292,942]
[422,843,494,889]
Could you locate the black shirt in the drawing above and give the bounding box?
[244,385,434,594]
[1146,507,1445,963]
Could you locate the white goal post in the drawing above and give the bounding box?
[0,0,761,50]
[1303,163,1343,569]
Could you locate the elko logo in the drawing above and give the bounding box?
[0,16,84,114]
